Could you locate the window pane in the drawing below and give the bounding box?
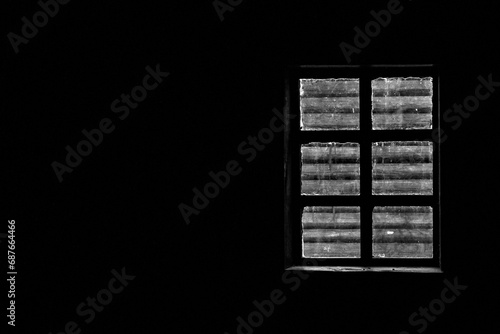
[372,77,432,130]
[301,142,360,195]
[373,206,433,258]
[300,78,359,130]
[302,206,360,258]
[372,141,433,195]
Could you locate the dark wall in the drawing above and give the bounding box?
[4,0,498,333]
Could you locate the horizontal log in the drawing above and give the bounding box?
[372,180,433,195]
[302,107,360,114]
[302,212,360,223]
[373,163,432,180]
[303,206,360,213]
[372,89,432,97]
[303,157,360,164]
[372,114,432,130]
[301,174,360,180]
[302,143,360,161]
[302,163,360,180]
[373,229,432,243]
[302,163,360,174]
[373,141,433,146]
[373,173,432,180]
[300,97,360,109]
[372,142,432,157]
[303,142,360,148]
[372,96,433,109]
[303,222,361,229]
[373,214,433,226]
[300,78,359,98]
[371,77,433,91]
[373,243,433,258]
[303,242,360,258]
[302,211,360,229]
[373,206,432,214]
[373,223,432,229]
[372,107,432,114]
[373,157,432,164]
[301,92,359,98]
[303,230,360,243]
[302,180,360,195]
[302,113,359,130]
[373,163,432,175]
[304,230,432,244]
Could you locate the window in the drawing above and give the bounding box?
[284,65,440,272]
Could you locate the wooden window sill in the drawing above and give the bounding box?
[286,266,442,273]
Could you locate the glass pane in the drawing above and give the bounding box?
[302,206,360,258]
[372,77,432,130]
[301,142,360,195]
[372,141,433,195]
[300,78,359,130]
[373,206,433,258]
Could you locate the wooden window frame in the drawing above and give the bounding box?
[284,65,441,272]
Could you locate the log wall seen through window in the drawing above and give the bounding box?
[300,78,359,130]
[373,206,433,258]
[372,77,433,130]
[372,141,433,195]
[302,206,360,258]
[301,142,360,195]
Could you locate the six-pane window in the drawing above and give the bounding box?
[285,65,440,270]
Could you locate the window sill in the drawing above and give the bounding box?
[286,266,442,273]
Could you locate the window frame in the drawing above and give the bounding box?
[284,65,441,272]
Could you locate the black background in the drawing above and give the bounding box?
[2,0,499,333]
